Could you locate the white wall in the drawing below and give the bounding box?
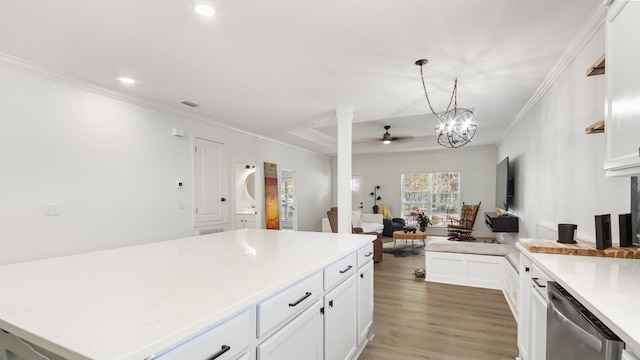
[497,25,629,242]
[349,145,498,238]
[0,64,332,265]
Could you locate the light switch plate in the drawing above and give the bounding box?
[45,204,60,216]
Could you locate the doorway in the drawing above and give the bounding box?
[280,169,296,230]
[234,163,256,229]
[352,174,365,212]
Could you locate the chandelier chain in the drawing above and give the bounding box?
[446,78,457,112]
[419,64,440,118]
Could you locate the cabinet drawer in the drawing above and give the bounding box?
[257,271,323,338]
[324,252,357,290]
[155,311,250,360]
[357,243,374,268]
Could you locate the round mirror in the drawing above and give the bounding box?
[244,172,256,201]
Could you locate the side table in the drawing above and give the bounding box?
[392,230,427,250]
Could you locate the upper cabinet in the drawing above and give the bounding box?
[604,0,640,177]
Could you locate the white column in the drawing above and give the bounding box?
[336,107,353,234]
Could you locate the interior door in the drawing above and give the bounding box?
[193,137,227,225]
[352,175,365,211]
[280,169,296,230]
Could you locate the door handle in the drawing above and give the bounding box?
[288,292,312,307]
[532,277,546,288]
[339,265,353,274]
[220,197,227,202]
[207,345,231,360]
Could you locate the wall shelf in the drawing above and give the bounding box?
[585,119,605,134]
[484,212,519,233]
[586,53,605,77]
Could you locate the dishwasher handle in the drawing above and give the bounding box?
[549,291,603,352]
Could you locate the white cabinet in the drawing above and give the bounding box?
[156,311,250,360]
[517,254,550,360]
[502,256,519,320]
[257,272,323,338]
[255,245,372,360]
[529,265,548,360]
[517,255,532,360]
[357,258,374,345]
[605,0,640,176]
[257,299,323,360]
[235,214,255,229]
[324,275,357,360]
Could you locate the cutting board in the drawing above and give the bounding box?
[519,238,640,259]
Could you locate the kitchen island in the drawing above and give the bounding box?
[517,241,640,356]
[0,229,375,360]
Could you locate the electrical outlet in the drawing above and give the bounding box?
[45,204,60,216]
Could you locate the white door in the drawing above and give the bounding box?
[194,137,227,225]
[357,261,374,345]
[280,169,296,230]
[605,0,640,175]
[352,175,365,211]
[517,255,532,360]
[257,299,323,360]
[530,286,548,360]
[324,275,357,360]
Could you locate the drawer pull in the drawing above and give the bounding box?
[364,252,373,257]
[532,277,546,288]
[207,345,231,360]
[339,265,353,274]
[288,292,312,307]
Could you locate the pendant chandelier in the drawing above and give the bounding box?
[415,59,477,148]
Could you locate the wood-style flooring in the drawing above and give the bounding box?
[358,248,518,360]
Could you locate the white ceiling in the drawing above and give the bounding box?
[0,0,600,155]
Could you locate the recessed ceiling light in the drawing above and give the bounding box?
[118,77,136,84]
[194,1,215,17]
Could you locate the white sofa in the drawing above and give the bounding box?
[321,211,385,234]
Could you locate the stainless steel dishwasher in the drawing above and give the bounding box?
[546,281,624,360]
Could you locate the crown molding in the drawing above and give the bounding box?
[0,52,327,157]
[500,2,607,143]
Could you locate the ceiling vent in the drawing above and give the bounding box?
[180,100,200,108]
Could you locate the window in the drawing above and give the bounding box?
[401,172,460,227]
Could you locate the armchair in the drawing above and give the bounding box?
[373,203,405,237]
[326,207,383,262]
[447,202,481,241]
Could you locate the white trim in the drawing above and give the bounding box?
[0,52,327,158]
[500,3,607,142]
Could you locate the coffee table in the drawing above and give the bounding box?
[392,230,427,250]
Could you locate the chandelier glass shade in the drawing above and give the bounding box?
[435,107,477,148]
[415,59,477,148]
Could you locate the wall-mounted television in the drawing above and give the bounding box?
[495,157,514,211]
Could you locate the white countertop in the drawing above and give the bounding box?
[0,229,373,360]
[517,241,640,352]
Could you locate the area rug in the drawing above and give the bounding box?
[382,239,425,257]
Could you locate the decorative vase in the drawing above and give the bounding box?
[420,224,426,232]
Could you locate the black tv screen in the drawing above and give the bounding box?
[495,157,513,211]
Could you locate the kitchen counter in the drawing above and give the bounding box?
[0,229,374,360]
[517,240,640,352]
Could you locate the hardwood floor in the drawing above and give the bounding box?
[358,251,518,360]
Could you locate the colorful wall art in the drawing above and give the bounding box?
[264,162,280,230]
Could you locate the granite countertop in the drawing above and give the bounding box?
[518,239,640,352]
[0,229,373,360]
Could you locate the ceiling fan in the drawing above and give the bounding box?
[380,125,411,144]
